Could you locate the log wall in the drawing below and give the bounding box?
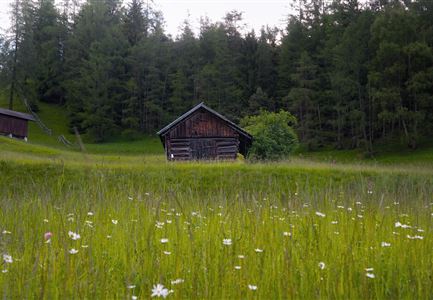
[0,114,29,138]
[164,108,240,160]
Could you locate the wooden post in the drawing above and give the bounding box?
[73,127,86,152]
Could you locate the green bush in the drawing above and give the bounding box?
[241,110,299,160]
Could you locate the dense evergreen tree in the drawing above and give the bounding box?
[0,0,432,149]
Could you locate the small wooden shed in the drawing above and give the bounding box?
[157,102,252,160]
[0,108,35,139]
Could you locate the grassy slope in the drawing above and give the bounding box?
[0,94,163,155]
[1,94,432,162]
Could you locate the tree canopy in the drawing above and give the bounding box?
[1,0,432,149]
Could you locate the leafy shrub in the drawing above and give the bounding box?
[241,110,299,160]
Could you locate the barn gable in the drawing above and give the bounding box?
[157,103,252,160]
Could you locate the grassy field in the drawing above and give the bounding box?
[1,137,433,299]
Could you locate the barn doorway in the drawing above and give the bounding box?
[190,139,216,160]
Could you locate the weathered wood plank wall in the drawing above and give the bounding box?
[0,115,29,138]
[165,108,240,160]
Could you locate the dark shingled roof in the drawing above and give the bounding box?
[0,108,35,121]
[157,102,252,140]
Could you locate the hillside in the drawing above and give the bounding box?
[0,94,163,155]
[1,95,433,164]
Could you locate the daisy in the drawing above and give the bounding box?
[68,231,81,240]
[283,231,291,236]
[395,222,411,229]
[160,238,169,244]
[315,212,326,218]
[171,279,184,285]
[163,251,171,255]
[318,262,326,270]
[248,285,258,290]
[112,220,118,225]
[223,239,232,246]
[254,248,263,253]
[3,254,13,264]
[151,283,169,298]
[366,273,375,279]
[69,249,79,255]
[234,266,241,270]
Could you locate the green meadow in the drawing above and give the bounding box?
[1,136,433,299]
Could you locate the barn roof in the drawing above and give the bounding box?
[0,108,35,121]
[157,102,252,140]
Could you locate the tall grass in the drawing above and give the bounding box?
[1,152,432,299]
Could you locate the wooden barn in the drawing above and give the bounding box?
[0,108,35,139]
[157,103,252,160]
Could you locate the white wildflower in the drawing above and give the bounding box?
[2,230,11,234]
[127,285,136,289]
[163,251,171,255]
[395,221,411,229]
[254,248,263,253]
[315,212,326,218]
[318,262,326,270]
[248,285,258,290]
[223,239,232,246]
[238,255,245,259]
[132,296,137,300]
[87,212,94,216]
[407,235,423,240]
[381,242,391,247]
[366,273,375,278]
[234,266,241,270]
[365,267,374,272]
[151,283,169,298]
[155,222,165,229]
[331,221,338,224]
[171,279,184,285]
[160,238,169,244]
[111,219,118,225]
[68,231,81,240]
[3,254,13,264]
[283,231,291,236]
[69,248,79,255]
